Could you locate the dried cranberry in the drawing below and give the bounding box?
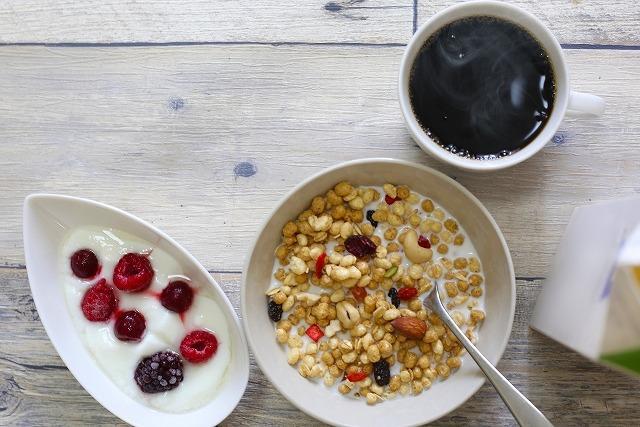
[418,235,431,249]
[385,195,398,205]
[70,249,100,279]
[114,310,146,342]
[351,287,367,302]
[398,287,418,300]
[344,235,377,258]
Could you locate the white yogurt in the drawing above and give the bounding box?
[60,226,231,413]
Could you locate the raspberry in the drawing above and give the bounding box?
[114,310,146,342]
[180,330,218,363]
[134,351,184,393]
[70,249,100,279]
[81,279,117,322]
[160,281,194,313]
[388,288,400,308]
[267,299,282,322]
[373,360,390,386]
[113,253,154,292]
[344,235,377,258]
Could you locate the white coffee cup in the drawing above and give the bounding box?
[398,0,605,172]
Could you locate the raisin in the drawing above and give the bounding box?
[388,288,400,308]
[267,299,283,322]
[373,360,390,386]
[344,235,377,258]
[366,210,378,228]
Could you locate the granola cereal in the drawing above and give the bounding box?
[265,182,486,404]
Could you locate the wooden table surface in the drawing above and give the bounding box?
[1,1,640,425]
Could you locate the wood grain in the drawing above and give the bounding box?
[418,0,640,46]
[1,45,639,277]
[0,0,413,44]
[0,1,638,45]
[2,268,640,426]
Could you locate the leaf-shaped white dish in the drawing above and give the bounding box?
[23,194,249,427]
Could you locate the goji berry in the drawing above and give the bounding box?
[305,324,324,342]
[315,252,327,279]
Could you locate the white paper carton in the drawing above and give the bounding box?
[530,197,640,375]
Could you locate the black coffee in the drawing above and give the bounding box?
[409,16,555,159]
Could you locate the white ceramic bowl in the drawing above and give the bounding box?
[242,158,515,426]
[23,194,249,427]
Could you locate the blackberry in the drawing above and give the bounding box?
[267,299,283,322]
[134,351,184,393]
[344,235,377,258]
[373,360,390,386]
[388,288,400,308]
[366,210,378,228]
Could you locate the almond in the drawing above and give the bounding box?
[391,317,427,340]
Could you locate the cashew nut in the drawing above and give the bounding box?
[402,229,433,264]
[336,301,360,329]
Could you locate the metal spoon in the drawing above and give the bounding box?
[423,285,553,427]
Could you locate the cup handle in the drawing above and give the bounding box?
[567,90,605,116]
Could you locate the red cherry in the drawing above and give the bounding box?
[81,279,117,322]
[113,253,154,292]
[180,330,218,363]
[114,310,146,342]
[70,249,100,279]
[160,281,194,313]
[418,235,431,249]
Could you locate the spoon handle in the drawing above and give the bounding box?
[431,300,553,427]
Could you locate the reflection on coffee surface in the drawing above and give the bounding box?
[409,16,555,159]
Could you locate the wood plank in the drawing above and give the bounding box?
[0,1,638,45]
[0,0,413,44]
[0,46,639,277]
[418,0,640,46]
[2,268,640,425]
